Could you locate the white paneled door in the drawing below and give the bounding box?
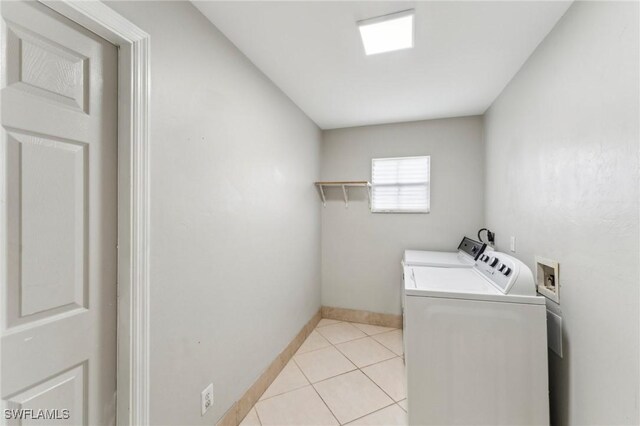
[1,1,118,424]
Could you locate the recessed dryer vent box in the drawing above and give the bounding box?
[536,256,559,303]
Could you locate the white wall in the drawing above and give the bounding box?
[321,117,485,315]
[484,2,639,424]
[105,2,321,425]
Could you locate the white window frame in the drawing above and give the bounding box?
[370,155,430,214]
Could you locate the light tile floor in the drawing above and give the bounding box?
[240,320,407,426]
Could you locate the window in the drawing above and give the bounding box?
[371,156,430,213]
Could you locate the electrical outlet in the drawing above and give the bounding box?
[201,384,214,416]
[510,236,516,252]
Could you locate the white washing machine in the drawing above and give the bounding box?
[401,237,488,334]
[403,236,487,268]
[403,251,549,425]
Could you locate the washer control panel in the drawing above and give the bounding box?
[458,237,486,260]
[477,252,518,293]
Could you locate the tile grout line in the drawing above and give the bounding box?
[353,355,397,370]
[304,346,353,425]
[370,330,404,356]
[310,381,343,425]
[342,401,399,425]
[255,382,309,403]
[253,354,310,404]
[317,324,403,423]
[256,357,311,403]
[295,347,358,383]
[315,326,367,346]
[351,324,397,336]
[333,336,397,369]
[250,322,404,425]
[287,325,401,385]
[253,407,263,426]
[304,358,358,386]
[310,365,359,386]
[322,323,403,404]
[359,358,402,403]
[296,338,333,356]
[292,356,342,425]
[332,326,404,412]
[306,325,402,395]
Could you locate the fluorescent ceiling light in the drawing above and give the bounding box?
[358,10,414,56]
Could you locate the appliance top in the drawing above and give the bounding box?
[403,237,487,268]
[403,250,476,268]
[404,251,543,304]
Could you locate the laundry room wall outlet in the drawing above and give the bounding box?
[536,256,559,303]
[201,383,214,416]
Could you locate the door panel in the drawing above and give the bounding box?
[5,22,88,112]
[8,131,87,320]
[6,363,86,425]
[1,1,118,424]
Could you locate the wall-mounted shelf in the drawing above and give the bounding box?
[314,181,371,208]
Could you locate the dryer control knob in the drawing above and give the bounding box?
[503,267,512,276]
[490,258,499,267]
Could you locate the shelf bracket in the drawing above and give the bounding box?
[342,185,348,208]
[314,181,370,209]
[318,184,326,207]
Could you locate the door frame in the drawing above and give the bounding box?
[34,1,151,424]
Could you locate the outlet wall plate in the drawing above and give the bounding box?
[201,384,214,416]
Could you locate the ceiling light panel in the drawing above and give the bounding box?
[358,10,414,56]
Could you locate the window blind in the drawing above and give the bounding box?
[371,156,430,213]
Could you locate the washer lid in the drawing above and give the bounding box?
[405,266,545,305]
[408,267,498,294]
[403,250,475,268]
